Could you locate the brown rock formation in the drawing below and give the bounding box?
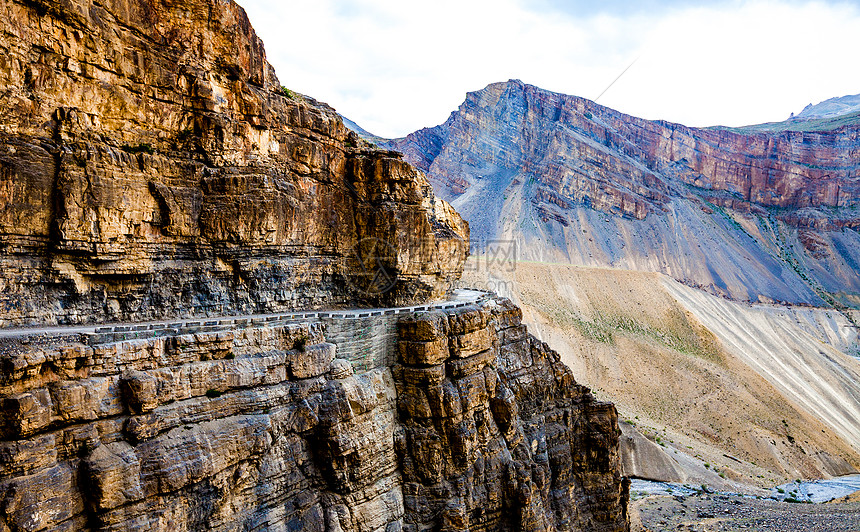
[0,298,629,531]
[395,299,628,531]
[617,422,684,483]
[0,0,467,326]
[0,3,630,531]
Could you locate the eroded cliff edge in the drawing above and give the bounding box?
[0,299,629,531]
[0,0,467,326]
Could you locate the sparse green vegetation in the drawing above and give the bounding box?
[709,110,860,134]
[708,201,756,242]
[762,214,860,328]
[280,86,297,100]
[531,301,722,361]
[122,143,155,155]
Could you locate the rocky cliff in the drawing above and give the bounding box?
[0,2,630,531]
[0,0,467,327]
[0,298,629,531]
[388,80,860,308]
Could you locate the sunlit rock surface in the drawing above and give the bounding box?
[0,2,629,531]
[0,0,467,326]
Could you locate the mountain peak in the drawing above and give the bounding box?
[795,93,860,120]
[488,78,527,89]
[388,81,860,307]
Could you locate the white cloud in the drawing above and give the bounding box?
[239,0,860,137]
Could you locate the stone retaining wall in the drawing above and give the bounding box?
[321,315,399,372]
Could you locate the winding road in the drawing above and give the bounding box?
[0,289,492,341]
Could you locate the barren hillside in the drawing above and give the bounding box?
[462,260,860,488]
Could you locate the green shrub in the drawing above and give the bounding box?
[122,143,155,155]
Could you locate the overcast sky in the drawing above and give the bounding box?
[239,0,860,138]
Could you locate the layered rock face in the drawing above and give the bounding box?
[0,0,467,326]
[393,80,859,228]
[0,3,630,531]
[395,300,627,531]
[388,80,860,307]
[0,298,628,531]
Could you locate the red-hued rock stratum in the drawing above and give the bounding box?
[387,80,860,309]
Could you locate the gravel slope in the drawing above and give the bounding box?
[632,492,860,532]
[461,261,860,486]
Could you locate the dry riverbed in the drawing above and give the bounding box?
[630,480,860,531]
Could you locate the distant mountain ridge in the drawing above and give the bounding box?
[714,92,860,133]
[796,93,860,120]
[340,115,390,145]
[382,80,860,310]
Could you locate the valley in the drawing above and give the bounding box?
[462,258,860,495]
